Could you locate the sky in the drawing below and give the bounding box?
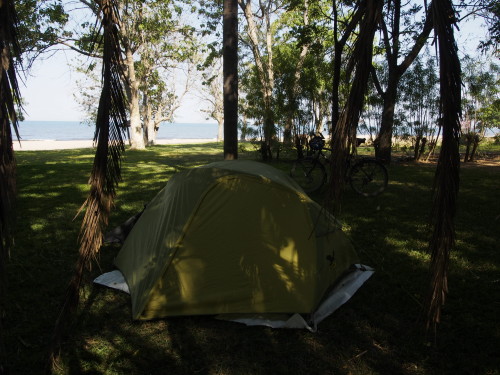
[20,12,490,123]
[21,49,211,123]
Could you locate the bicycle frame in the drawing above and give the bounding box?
[290,139,388,196]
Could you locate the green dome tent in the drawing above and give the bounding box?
[96,160,372,329]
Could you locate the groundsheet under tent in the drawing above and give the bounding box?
[94,264,374,332]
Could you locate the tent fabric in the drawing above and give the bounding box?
[113,160,366,320]
[93,264,374,331]
[215,264,374,331]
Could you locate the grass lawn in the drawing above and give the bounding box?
[4,142,499,374]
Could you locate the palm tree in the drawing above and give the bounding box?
[50,0,128,365]
[425,0,462,333]
[0,0,22,371]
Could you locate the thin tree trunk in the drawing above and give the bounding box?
[142,93,153,146]
[240,114,248,141]
[376,78,398,162]
[425,0,461,332]
[417,137,427,160]
[425,124,441,161]
[329,0,383,212]
[145,122,156,146]
[284,0,310,144]
[223,0,238,159]
[414,135,422,160]
[283,119,293,144]
[124,48,144,149]
[331,2,364,133]
[469,134,480,162]
[217,117,224,142]
[463,133,472,162]
[373,2,434,163]
[239,0,274,160]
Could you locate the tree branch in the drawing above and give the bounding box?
[338,2,364,46]
[370,64,386,97]
[397,5,434,76]
[56,39,103,59]
[380,16,393,64]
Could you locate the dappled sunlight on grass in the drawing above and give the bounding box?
[4,146,499,374]
[30,221,48,232]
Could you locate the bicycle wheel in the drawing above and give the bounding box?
[290,157,326,193]
[348,159,388,197]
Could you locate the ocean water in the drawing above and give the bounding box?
[18,121,219,141]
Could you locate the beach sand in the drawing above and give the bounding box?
[13,138,217,151]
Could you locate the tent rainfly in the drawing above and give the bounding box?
[95,160,373,330]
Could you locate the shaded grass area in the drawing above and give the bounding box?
[5,143,499,374]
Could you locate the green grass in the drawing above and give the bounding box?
[4,143,499,374]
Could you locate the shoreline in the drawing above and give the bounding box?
[13,138,218,151]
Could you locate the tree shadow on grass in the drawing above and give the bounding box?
[334,162,500,375]
[9,151,499,375]
[62,284,359,375]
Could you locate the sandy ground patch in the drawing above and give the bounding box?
[13,138,217,151]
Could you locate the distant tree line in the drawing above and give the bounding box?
[11,0,500,160]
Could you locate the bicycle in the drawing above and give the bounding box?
[290,133,388,196]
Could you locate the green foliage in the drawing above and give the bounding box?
[398,54,439,141]
[70,0,200,144]
[477,98,500,130]
[15,0,69,63]
[462,55,500,135]
[468,0,500,54]
[240,0,335,140]
[274,15,334,133]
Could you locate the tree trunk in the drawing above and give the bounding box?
[124,48,145,149]
[144,122,157,146]
[240,114,248,141]
[331,42,343,133]
[417,137,427,160]
[142,94,152,146]
[425,124,441,161]
[239,0,274,160]
[414,135,421,160]
[145,102,164,147]
[372,2,433,164]
[217,115,224,142]
[283,120,292,145]
[223,0,238,159]
[469,134,480,162]
[375,76,398,163]
[129,89,144,149]
[331,5,364,133]
[463,133,472,162]
[313,99,325,134]
[284,0,310,145]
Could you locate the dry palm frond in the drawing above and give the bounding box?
[0,0,22,372]
[50,0,127,366]
[328,0,383,213]
[425,0,461,334]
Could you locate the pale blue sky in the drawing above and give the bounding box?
[21,15,489,122]
[22,49,210,123]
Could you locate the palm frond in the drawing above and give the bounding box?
[0,0,22,371]
[50,0,127,365]
[425,0,461,333]
[328,0,383,212]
